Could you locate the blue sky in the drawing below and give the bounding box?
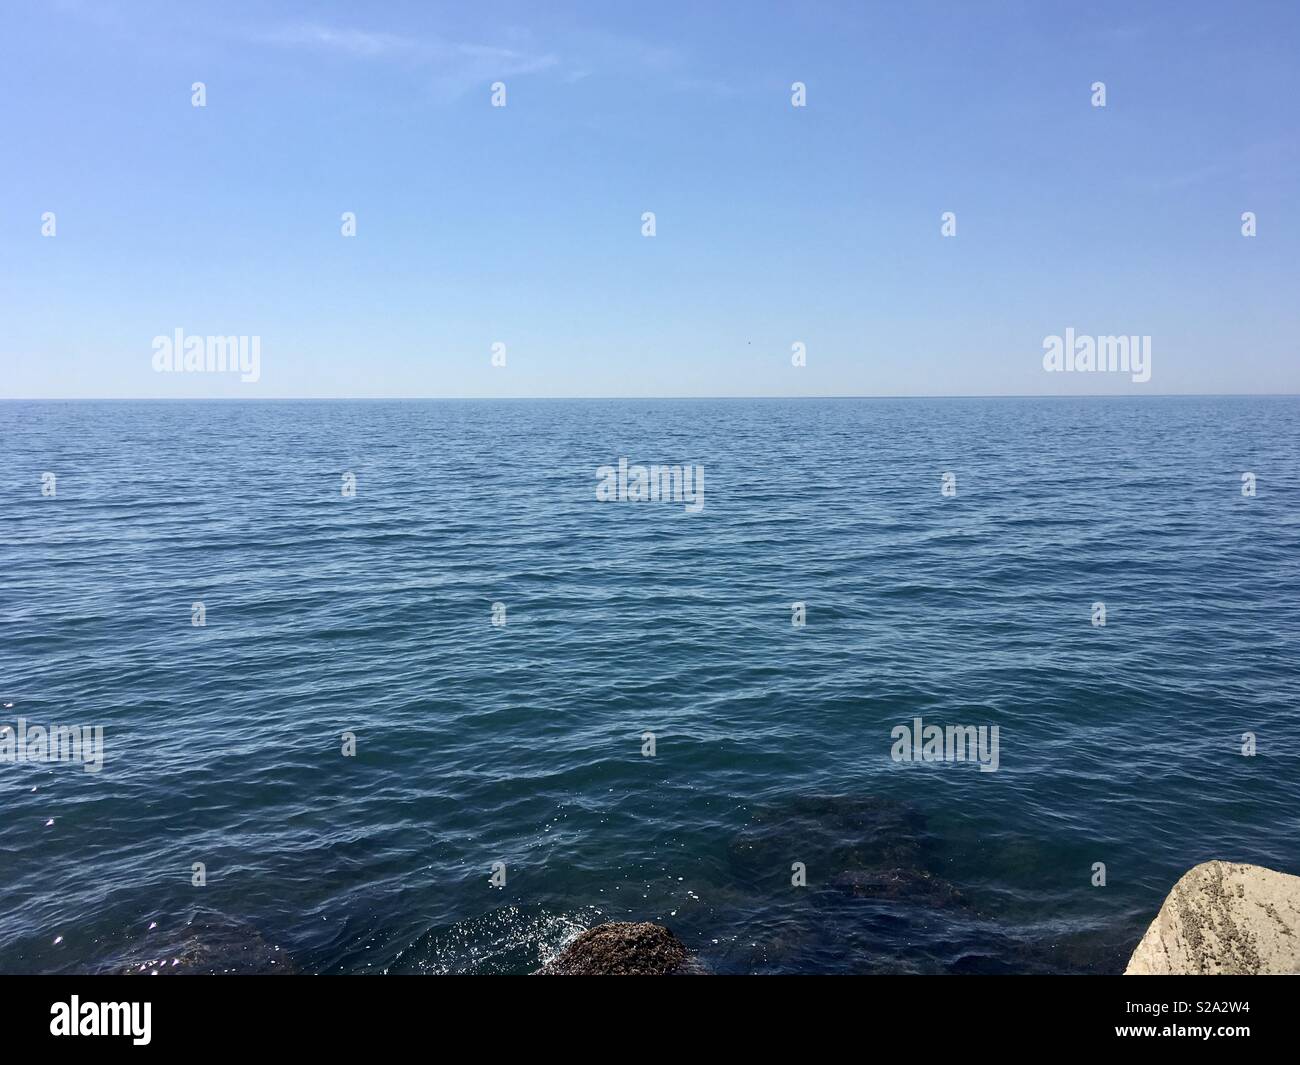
[1,0,1297,398]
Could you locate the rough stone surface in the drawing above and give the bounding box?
[1125,860,1300,975]
[535,922,690,975]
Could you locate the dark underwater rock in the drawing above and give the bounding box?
[830,866,965,907]
[729,794,964,907]
[534,922,692,975]
[109,913,293,975]
[714,794,979,972]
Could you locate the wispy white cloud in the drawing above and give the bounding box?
[253,21,560,95]
[563,28,739,96]
[256,24,423,59]
[253,21,733,98]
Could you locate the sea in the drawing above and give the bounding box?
[1,397,1297,974]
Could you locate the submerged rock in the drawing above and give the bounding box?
[729,795,965,909]
[1125,860,1300,975]
[730,796,928,879]
[108,913,293,975]
[830,866,965,907]
[534,922,693,975]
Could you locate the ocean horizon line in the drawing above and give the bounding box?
[4,392,1299,403]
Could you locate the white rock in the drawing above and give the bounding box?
[1126,860,1300,975]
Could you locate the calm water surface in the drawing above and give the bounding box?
[1,397,1297,974]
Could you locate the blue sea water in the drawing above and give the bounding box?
[1,397,1297,975]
